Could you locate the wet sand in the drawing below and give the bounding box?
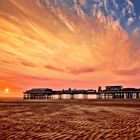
[0,99,140,140]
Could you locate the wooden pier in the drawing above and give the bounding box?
[23,86,140,100]
[97,90,140,99]
[23,88,96,100]
[97,86,140,99]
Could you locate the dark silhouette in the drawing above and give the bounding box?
[23,86,140,100]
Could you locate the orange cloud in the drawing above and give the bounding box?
[45,65,95,74]
[112,67,140,76]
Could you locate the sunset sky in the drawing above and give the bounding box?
[0,0,140,97]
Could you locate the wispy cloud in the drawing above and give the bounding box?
[112,67,140,76]
[45,65,95,74]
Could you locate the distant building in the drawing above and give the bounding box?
[23,88,52,99]
[86,89,96,94]
[98,86,102,92]
[105,86,123,91]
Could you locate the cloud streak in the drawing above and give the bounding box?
[45,65,95,74]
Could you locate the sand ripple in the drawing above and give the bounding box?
[0,100,140,140]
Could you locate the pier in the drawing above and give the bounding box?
[23,86,140,100]
[97,86,140,99]
[23,88,96,100]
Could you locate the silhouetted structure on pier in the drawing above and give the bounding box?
[23,88,96,100]
[23,86,140,100]
[23,88,52,99]
[97,86,140,99]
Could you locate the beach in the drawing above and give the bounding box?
[0,99,140,140]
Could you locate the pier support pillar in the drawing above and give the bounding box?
[58,94,62,99]
[83,94,88,99]
[70,94,75,99]
[136,93,139,99]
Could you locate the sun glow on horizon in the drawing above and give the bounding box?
[5,88,9,94]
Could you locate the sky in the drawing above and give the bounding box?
[0,0,140,97]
